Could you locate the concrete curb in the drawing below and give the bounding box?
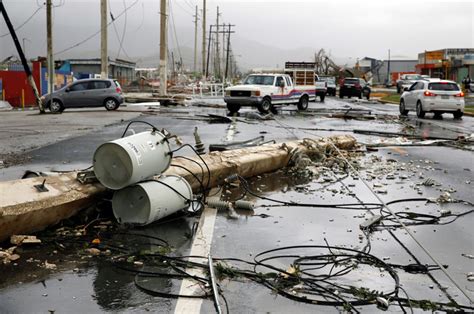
[377,100,398,106]
[375,100,473,117]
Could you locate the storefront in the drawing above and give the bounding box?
[416,48,474,83]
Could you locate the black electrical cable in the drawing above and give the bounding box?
[235,174,383,210]
[54,0,139,56]
[170,163,205,193]
[120,120,159,138]
[0,6,44,38]
[170,144,212,193]
[73,230,474,313]
[172,156,206,189]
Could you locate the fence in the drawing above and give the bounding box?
[192,83,225,98]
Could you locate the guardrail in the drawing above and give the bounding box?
[192,83,225,98]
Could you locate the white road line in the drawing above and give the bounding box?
[174,206,218,314]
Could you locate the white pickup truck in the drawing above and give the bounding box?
[224,64,326,114]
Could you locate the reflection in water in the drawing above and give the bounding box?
[223,169,313,207]
[92,217,193,311]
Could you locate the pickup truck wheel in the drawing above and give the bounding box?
[227,103,241,113]
[339,93,344,99]
[319,93,325,102]
[257,97,272,114]
[297,96,309,110]
[416,101,425,118]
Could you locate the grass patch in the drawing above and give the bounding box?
[464,106,474,114]
[380,94,400,103]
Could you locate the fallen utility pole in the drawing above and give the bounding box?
[0,1,44,113]
[0,135,356,242]
[46,0,54,108]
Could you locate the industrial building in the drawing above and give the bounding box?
[358,57,418,85]
[57,58,136,86]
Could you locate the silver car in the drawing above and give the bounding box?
[41,78,124,113]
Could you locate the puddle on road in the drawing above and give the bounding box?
[1,104,473,312]
[2,143,473,312]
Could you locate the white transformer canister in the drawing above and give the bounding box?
[112,175,193,225]
[93,131,172,190]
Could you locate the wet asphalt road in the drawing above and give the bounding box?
[0,97,473,313]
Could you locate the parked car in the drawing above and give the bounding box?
[318,75,337,96]
[41,79,124,113]
[399,79,464,119]
[339,78,371,100]
[396,74,422,93]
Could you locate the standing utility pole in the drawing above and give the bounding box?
[47,0,54,101]
[205,25,212,78]
[224,24,233,82]
[215,6,220,78]
[193,5,199,74]
[100,0,108,78]
[159,0,168,95]
[201,0,206,77]
[0,0,44,112]
[387,49,391,86]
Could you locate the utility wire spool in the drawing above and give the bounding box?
[112,175,193,225]
[93,130,172,190]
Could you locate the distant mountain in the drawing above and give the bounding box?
[31,23,354,71]
[132,32,355,72]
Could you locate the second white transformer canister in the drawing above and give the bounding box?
[93,130,172,190]
[112,175,193,225]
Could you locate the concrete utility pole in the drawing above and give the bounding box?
[47,0,54,100]
[201,0,206,76]
[159,0,167,95]
[205,25,212,78]
[100,0,108,78]
[193,5,198,74]
[222,22,225,71]
[387,49,391,86]
[215,6,220,78]
[224,24,232,82]
[0,0,44,112]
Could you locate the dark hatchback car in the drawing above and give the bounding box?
[339,78,371,100]
[41,78,124,113]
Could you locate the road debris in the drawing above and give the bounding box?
[10,235,42,245]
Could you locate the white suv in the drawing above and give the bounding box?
[399,79,465,119]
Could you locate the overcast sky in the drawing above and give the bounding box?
[1,0,473,68]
